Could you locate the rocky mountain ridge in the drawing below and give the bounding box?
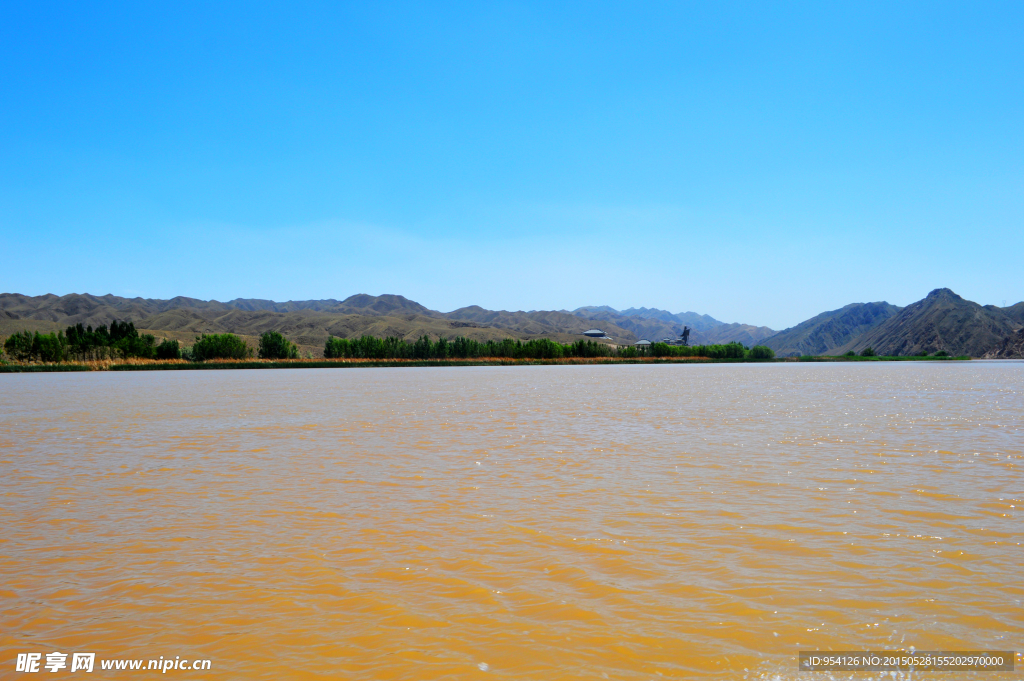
[832,288,1021,357]
[759,288,1023,358]
[762,302,902,357]
[990,327,1024,358]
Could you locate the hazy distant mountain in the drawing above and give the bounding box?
[700,323,777,347]
[619,307,724,331]
[573,305,724,332]
[566,304,745,343]
[834,288,1020,357]
[445,306,636,340]
[572,305,620,316]
[762,302,902,357]
[223,298,341,313]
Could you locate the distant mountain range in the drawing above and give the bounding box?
[0,293,777,351]
[761,288,1024,358]
[570,305,722,331]
[1,288,1021,358]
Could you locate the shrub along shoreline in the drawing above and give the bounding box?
[1,323,970,372]
[0,356,767,373]
[0,353,970,373]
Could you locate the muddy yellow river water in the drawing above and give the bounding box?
[1,363,1021,679]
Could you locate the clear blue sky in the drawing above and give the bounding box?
[1,1,1021,329]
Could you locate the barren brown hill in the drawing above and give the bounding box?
[0,293,166,325]
[134,309,520,356]
[334,293,441,317]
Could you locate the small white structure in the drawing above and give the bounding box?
[634,339,652,347]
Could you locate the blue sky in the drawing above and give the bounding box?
[1,1,1021,329]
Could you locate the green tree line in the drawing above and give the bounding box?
[190,333,253,361]
[324,335,774,361]
[0,322,255,363]
[324,335,612,360]
[3,320,167,362]
[645,341,774,359]
[2,324,775,364]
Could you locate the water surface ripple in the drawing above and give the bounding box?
[1,363,1021,679]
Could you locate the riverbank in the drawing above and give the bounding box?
[0,354,971,372]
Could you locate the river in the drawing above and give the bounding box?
[1,363,1021,679]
